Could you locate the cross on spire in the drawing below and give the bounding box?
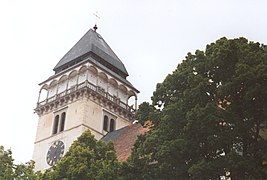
[93,11,100,31]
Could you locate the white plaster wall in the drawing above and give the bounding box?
[115,116,131,130]
[118,89,127,103]
[58,81,67,94]
[109,85,117,96]
[83,98,104,133]
[68,76,77,89]
[88,72,97,85]
[48,86,57,98]
[34,113,54,142]
[65,101,85,129]
[78,72,86,84]
[39,89,48,102]
[82,98,131,134]
[98,78,108,91]
[34,100,85,144]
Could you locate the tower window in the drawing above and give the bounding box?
[60,112,66,132]
[103,115,109,131]
[103,113,116,132]
[52,110,67,135]
[53,115,59,135]
[110,119,115,132]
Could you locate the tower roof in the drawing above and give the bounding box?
[53,29,129,77]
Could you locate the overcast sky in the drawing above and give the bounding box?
[0,0,266,164]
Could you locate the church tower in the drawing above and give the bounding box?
[32,26,139,171]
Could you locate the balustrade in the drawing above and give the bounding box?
[47,96,56,103]
[37,81,134,113]
[119,101,127,109]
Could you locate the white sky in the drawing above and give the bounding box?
[0,0,266,164]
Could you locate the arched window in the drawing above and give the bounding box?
[103,115,109,131]
[110,119,115,132]
[52,110,67,135]
[53,115,59,134]
[60,112,66,132]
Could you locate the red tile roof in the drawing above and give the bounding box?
[101,123,149,161]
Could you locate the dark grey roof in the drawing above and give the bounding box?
[101,126,128,142]
[53,29,128,77]
[89,57,139,92]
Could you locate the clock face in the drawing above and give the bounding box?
[46,140,65,166]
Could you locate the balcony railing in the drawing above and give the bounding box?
[37,81,135,112]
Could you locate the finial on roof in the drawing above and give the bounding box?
[93,11,100,32]
[93,24,98,32]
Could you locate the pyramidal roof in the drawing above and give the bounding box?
[53,28,128,77]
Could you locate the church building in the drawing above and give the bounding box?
[32,25,139,171]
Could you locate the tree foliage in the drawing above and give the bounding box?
[0,145,38,180]
[0,146,14,180]
[40,130,120,180]
[127,37,267,179]
[135,102,155,126]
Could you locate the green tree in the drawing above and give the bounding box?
[14,161,39,180]
[127,37,267,179]
[0,145,38,180]
[41,130,120,180]
[0,146,14,180]
[135,102,155,126]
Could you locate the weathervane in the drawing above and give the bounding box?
[93,11,100,32]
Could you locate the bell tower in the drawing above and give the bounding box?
[32,27,139,171]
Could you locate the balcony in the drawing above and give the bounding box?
[35,81,135,119]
